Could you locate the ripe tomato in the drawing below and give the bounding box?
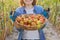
[39,16,45,23]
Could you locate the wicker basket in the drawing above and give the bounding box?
[15,14,46,30]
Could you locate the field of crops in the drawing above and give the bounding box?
[0,0,60,40]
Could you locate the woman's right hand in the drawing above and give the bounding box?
[14,20,24,29]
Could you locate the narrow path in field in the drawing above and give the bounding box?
[5,21,60,40]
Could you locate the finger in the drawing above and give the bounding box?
[15,20,20,25]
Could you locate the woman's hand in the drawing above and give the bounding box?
[14,20,24,29]
[14,21,37,30]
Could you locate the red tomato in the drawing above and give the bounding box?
[39,16,45,23]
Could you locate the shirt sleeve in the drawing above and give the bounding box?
[36,5,49,19]
[10,8,21,22]
[42,10,49,19]
[9,8,23,32]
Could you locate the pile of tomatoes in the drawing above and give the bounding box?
[16,14,46,30]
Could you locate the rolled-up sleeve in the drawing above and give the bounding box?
[10,7,22,22]
[42,10,49,19]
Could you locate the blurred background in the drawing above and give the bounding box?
[0,0,60,40]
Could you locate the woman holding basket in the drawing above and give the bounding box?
[10,0,49,40]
